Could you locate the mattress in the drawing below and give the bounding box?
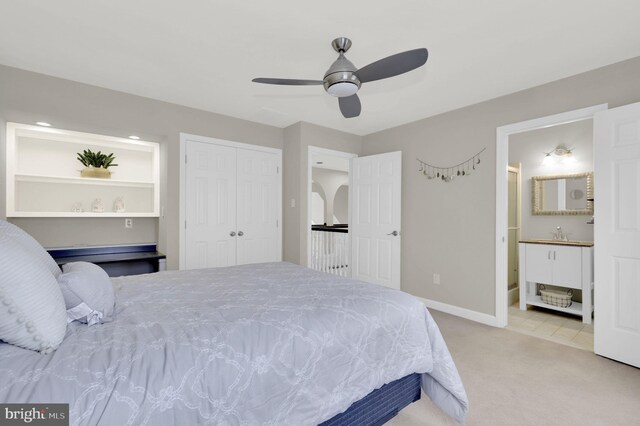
[0,262,468,425]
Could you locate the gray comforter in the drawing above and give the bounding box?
[0,262,468,424]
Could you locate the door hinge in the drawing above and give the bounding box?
[185,221,187,229]
[276,166,280,174]
[276,219,279,227]
[185,155,187,164]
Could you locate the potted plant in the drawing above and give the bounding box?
[77,149,118,178]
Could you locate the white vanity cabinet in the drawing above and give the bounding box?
[519,241,594,324]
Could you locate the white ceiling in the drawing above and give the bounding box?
[1,1,640,136]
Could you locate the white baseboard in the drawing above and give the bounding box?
[415,296,502,328]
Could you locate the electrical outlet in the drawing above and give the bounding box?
[433,273,441,285]
[125,218,133,228]
[290,198,296,208]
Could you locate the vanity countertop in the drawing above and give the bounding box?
[519,239,594,247]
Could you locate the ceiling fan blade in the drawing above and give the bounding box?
[252,78,323,86]
[356,48,428,83]
[338,94,361,118]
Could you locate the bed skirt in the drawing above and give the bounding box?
[320,373,422,426]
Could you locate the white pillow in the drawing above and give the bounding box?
[57,262,115,325]
[0,235,68,353]
[0,220,61,278]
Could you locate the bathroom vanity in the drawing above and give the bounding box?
[519,240,594,324]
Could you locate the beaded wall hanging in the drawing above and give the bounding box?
[416,147,486,182]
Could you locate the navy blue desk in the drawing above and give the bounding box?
[48,244,166,277]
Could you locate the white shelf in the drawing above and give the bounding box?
[15,174,155,188]
[10,212,158,218]
[6,123,160,218]
[526,295,589,316]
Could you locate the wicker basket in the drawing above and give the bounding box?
[539,284,573,308]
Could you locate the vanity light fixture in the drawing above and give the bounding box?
[543,145,574,165]
[36,122,52,127]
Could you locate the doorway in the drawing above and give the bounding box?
[306,147,403,290]
[495,104,607,328]
[504,120,596,351]
[307,146,356,277]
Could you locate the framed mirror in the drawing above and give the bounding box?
[532,172,593,215]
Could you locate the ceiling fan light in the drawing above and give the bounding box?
[327,81,358,98]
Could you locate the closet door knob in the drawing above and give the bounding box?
[230,231,236,237]
[387,230,399,236]
[238,231,244,237]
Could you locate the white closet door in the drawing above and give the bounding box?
[594,102,640,367]
[350,151,402,289]
[185,141,237,269]
[236,148,281,265]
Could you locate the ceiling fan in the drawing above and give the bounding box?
[252,37,429,118]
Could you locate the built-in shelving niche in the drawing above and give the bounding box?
[6,123,160,217]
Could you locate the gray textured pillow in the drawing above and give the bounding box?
[57,262,115,325]
[0,235,67,353]
[0,220,61,278]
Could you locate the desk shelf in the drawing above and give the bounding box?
[49,244,166,277]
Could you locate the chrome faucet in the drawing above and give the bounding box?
[553,226,568,241]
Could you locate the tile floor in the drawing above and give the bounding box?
[506,303,594,351]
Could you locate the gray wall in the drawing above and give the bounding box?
[5,56,640,319]
[509,119,594,242]
[361,56,640,316]
[0,66,358,270]
[0,65,283,268]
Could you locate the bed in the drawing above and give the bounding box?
[0,262,468,425]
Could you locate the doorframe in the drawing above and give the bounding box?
[307,146,357,268]
[179,133,283,270]
[494,104,607,327]
[507,164,522,305]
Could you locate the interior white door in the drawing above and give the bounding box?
[594,102,640,367]
[350,151,402,289]
[185,141,237,269]
[236,148,281,265]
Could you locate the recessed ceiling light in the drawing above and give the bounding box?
[36,122,51,127]
[128,135,140,140]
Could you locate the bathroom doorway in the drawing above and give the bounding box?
[496,107,601,352]
[495,105,606,328]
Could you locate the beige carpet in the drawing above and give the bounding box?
[389,310,640,426]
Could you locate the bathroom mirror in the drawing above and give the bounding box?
[532,172,593,215]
